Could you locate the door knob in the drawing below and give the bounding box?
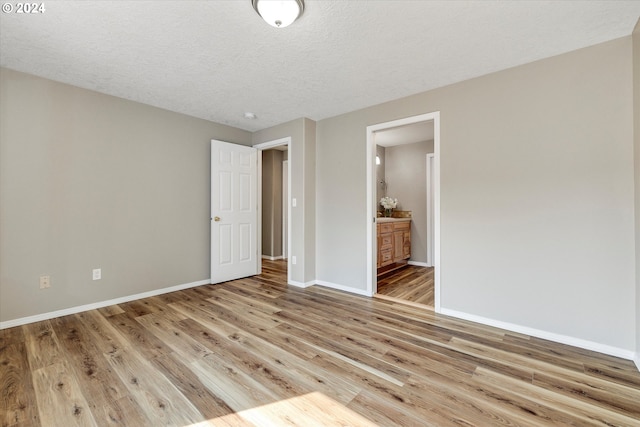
[214,216,221,222]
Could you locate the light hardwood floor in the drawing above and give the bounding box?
[2,259,640,426]
[376,265,435,307]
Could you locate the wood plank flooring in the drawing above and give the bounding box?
[376,265,434,307]
[2,259,640,426]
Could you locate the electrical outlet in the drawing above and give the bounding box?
[92,268,101,280]
[291,256,297,265]
[39,275,50,289]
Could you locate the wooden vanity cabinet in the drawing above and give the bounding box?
[377,220,411,274]
[377,223,394,267]
[393,221,411,262]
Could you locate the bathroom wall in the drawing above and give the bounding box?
[375,145,386,205]
[385,140,434,264]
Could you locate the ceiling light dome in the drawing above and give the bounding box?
[252,0,304,28]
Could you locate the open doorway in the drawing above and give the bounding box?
[255,138,292,285]
[366,112,441,312]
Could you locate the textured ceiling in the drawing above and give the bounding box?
[1,1,639,132]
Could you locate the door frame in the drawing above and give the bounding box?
[254,137,292,286]
[282,160,289,259]
[426,153,435,267]
[365,112,441,312]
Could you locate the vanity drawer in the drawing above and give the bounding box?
[379,223,394,234]
[379,248,393,266]
[379,234,392,248]
[393,221,410,231]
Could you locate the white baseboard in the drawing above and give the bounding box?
[440,308,635,361]
[288,279,314,288]
[262,255,284,261]
[314,280,371,297]
[408,261,430,267]
[0,279,210,330]
[634,353,640,372]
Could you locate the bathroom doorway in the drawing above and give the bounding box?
[366,112,441,312]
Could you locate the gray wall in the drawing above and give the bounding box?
[0,68,251,322]
[633,21,640,368]
[252,118,316,285]
[316,37,636,352]
[385,140,434,264]
[261,149,283,258]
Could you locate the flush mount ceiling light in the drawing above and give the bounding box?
[252,0,304,28]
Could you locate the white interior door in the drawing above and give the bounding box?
[211,140,258,283]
